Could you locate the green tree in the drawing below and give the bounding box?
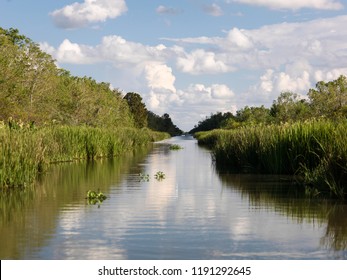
[270,91,310,123]
[0,27,135,128]
[0,27,59,123]
[235,106,272,126]
[124,92,148,128]
[308,75,347,119]
[189,112,233,133]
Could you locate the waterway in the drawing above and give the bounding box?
[1,136,346,259]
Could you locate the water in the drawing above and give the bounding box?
[1,136,347,259]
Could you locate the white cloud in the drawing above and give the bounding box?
[176,49,231,74]
[156,5,181,15]
[56,39,97,64]
[50,0,127,29]
[226,28,253,49]
[211,84,235,99]
[145,64,176,93]
[203,3,224,16]
[231,0,344,10]
[39,42,56,56]
[168,15,347,74]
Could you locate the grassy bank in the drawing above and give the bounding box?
[0,123,169,188]
[195,120,347,199]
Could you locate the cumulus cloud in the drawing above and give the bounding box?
[145,64,176,93]
[50,0,127,29]
[231,0,344,10]
[168,15,347,75]
[56,39,97,64]
[176,49,231,74]
[226,28,253,49]
[203,3,223,16]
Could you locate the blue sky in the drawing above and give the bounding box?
[1,0,347,131]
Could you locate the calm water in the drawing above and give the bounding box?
[1,136,347,259]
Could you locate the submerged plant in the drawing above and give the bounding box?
[154,171,166,181]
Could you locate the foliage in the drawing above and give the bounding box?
[270,92,311,123]
[86,190,107,207]
[191,76,347,132]
[124,92,148,128]
[1,27,182,133]
[196,120,347,199]
[308,75,347,119]
[154,171,166,181]
[169,144,183,150]
[139,173,150,182]
[147,111,183,136]
[0,122,168,189]
[189,112,233,133]
[236,105,273,125]
[0,27,180,191]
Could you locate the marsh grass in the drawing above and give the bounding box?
[196,120,347,198]
[0,124,169,189]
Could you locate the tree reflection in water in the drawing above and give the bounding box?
[216,172,347,252]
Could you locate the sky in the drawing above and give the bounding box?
[1,0,347,131]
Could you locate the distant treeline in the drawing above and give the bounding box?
[190,75,347,133]
[0,27,182,135]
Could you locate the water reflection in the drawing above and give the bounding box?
[216,172,347,254]
[1,137,347,259]
[0,146,151,259]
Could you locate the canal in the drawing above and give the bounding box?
[1,135,346,259]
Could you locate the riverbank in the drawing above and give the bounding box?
[195,120,347,199]
[0,122,169,189]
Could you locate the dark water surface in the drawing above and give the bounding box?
[1,136,347,259]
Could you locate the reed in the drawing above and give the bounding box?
[197,120,347,198]
[0,123,169,189]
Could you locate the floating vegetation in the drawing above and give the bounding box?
[169,144,183,150]
[139,173,150,182]
[86,190,107,207]
[155,171,166,181]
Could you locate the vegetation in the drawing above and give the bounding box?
[0,27,181,189]
[148,112,183,136]
[169,144,183,150]
[139,173,150,182]
[154,171,166,181]
[190,76,347,133]
[0,120,168,189]
[86,190,107,206]
[124,92,148,128]
[193,76,347,199]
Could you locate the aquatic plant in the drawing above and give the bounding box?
[139,173,150,182]
[86,190,107,206]
[154,171,166,181]
[86,190,107,200]
[169,144,183,150]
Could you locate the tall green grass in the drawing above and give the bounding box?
[0,123,169,189]
[196,120,347,198]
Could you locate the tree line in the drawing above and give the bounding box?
[0,27,182,135]
[190,75,347,133]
